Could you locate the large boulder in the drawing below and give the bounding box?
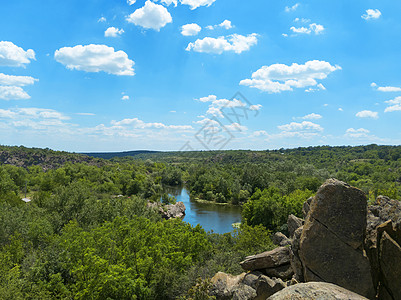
[240,246,291,271]
[267,282,369,300]
[380,231,401,300]
[299,179,375,298]
[210,272,246,299]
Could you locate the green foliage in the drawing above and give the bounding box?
[242,188,313,231]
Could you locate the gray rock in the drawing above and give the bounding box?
[210,272,246,299]
[299,179,375,299]
[287,214,303,238]
[379,231,401,300]
[267,282,369,300]
[163,201,186,219]
[255,275,286,300]
[242,271,263,289]
[272,232,291,247]
[302,197,313,219]
[240,247,291,271]
[290,226,304,282]
[265,264,293,281]
[232,284,257,300]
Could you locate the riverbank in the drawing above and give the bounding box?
[194,198,242,207]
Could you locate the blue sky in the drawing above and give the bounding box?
[1,0,401,152]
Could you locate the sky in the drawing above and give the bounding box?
[1,0,401,152]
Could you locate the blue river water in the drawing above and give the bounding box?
[166,186,242,234]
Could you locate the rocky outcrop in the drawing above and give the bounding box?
[365,196,401,299]
[299,179,375,298]
[209,179,401,300]
[210,271,286,300]
[272,232,291,247]
[287,214,303,238]
[240,247,291,271]
[267,282,369,300]
[147,201,186,219]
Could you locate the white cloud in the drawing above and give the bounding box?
[285,3,299,12]
[270,121,323,139]
[362,9,381,20]
[54,44,135,76]
[207,20,233,30]
[98,17,106,22]
[127,0,136,5]
[0,73,38,86]
[305,83,326,93]
[240,60,341,93]
[345,128,370,138]
[371,82,401,92]
[76,113,95,116]
[251,130,269,137]
[290,23,325,35]
[294,18,310,23]
[0,86,31,100]
[105,27,124,37]
[0,107,69,120]
[111,117,192,130]
[181,23,202,36]
[338,108,343,111]
[122,95,130,100]
[218,20,233,29]
[0,41,36,67]
[226,122,247,132]
[180,0,216,10]
[197,94,217,102]
[126,1,172,31]
[249,104,262,111]
[159,0,178,6]
[186,33,258,54]
[278,121,323,132]
[384,96,401,112]
[300,113,322,120]
[356,110,378,119]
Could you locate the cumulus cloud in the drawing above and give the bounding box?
[300,113,322,120]
[240,60,341,93]
[54,44,135,76]
[98,17,106,22]
[181,23,202,36]
[186,33,258,54]
[384,96,401,112]
[0,86,31,100]
[197,95,217,102]
[127,0,136,5]
[0,107,69,120]
[371,82,401,92]
[362,9,381,20]
[206,20,233,30]
[356,110,378,119]
[273,121,323,139]
[285,3,299,12]
[0,41,36,67]
[345,128,370,138]
[290,23,325,35]
[249,104,262,111]
[180,0,216,10]
[105,27,124,37]
[0,73,38,86]
[111,117,192,130]
[126,1,172,31]
[122,95,130,100]
[159,0,177,6]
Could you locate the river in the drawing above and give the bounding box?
[164,186,242,234]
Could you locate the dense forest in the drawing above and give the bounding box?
[0,144,400,299]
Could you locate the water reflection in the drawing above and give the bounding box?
[164,186,242,234]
